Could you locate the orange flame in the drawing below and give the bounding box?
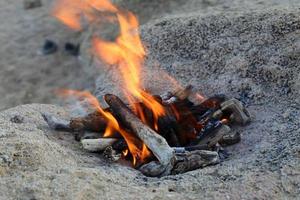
[53,0,165,129]
[56,89,151,166]
[52,0,118,30]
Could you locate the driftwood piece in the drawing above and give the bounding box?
[219,131,241,146]
[173,144,209,154]
[80,132,103,140]
[197,125,231,147]
[139,161,172,177]
[172,150,219,175]
[42,111,107,133]
[139,150,219,177]
[164,85,195,104]
[220,99,251,125]
[69,111,107,132]
[42,113,71,131]
[173,85,194,101]
[104,94,175,166]
[81,138,118,152]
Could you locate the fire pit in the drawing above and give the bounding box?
[44,0,251,177]
[43,87,250,177]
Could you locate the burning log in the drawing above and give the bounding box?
[81,138,118,152]
[104,94,175,167]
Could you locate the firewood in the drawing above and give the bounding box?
[196,124,231,148]
[189,94,226,116]
[172,144,209,154]
[220,99,251,125]
[104,94,175,167]
[42,111,107,133]
[80,132,103,140]
[69,111,107,132]
[81,138,118,152]
[171,150,219,175]
[112,138,128,151]
[139,161,174,177]
[173,85,194,101]
[139,150,219,177]
[219,131,241,146]
[42,113,72,131]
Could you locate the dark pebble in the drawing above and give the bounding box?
[10,115,24,124]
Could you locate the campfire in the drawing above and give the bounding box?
[43,0,251,177]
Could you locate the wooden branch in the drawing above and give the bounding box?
[220,99,251,125]
[42,113,71,131]
[81,138,118,152]
[139,161,174,177]
[104,94,175,166]
[42,111,107,133]
[171,150,219,175]
[139,150,219,177]
[69,111,107,132]
[196,125,231,148]
[173,85,194,101]
[219,131,241,146]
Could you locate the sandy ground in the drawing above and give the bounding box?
[0,0,299,199]
[0,0,98,111]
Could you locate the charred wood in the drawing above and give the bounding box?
[104,94,175,166]
[192,124,231,148]
[112,138,128,151]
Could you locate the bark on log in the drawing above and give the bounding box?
[104,94,175,166]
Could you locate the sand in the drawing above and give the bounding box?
[0,0,299,199]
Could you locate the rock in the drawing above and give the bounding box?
[23,0,42,10]
[10,115,24,124]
